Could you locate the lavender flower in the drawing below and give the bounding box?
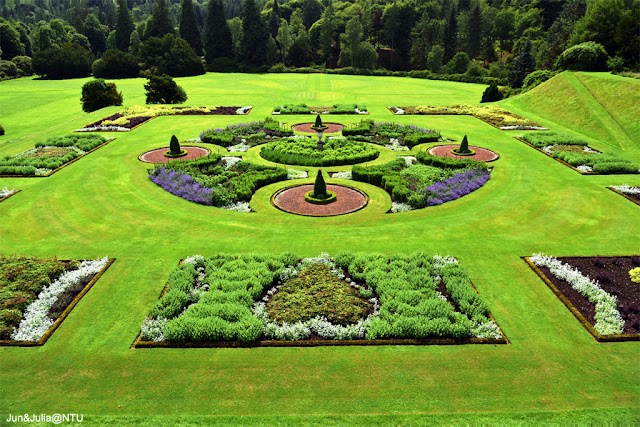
[149,167,213,205]
[422,168,490,206]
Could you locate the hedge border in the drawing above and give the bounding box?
[386,106,546,131]
[0,258,116,347]
[0,137,115,178]
[607,186,640,207]
[271,182,370,217]
[522,256,640,343]
[131,258,508,348]
[0,189,21,203]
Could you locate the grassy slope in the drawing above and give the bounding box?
[0,73,638,426]
[500,71,640,160]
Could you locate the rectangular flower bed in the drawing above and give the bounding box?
[0,256,114,346]
[133,253,507,348]
[518,133,640,174]
[272,103,368,115]
[608,185,640,206]
[199,118,294,149]
[76,105,253,132]
[388,105,546,130]
[0,134,112,177]
[524,254,640,342]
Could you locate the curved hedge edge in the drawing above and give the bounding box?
[522,256,640,343]
[607,187,640,207]
[270,183,370,217]
[0,189,22,203]
[164,149,188,158]
[0,137,115,178]
[133,335,508,349]
[0,258,116,347]
[514,137,600,175]
[304,190,337,204]
[451,149,476,156]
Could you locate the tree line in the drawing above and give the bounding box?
[1,0,638,88]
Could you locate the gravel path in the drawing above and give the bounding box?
[428,145,499,162]
[273,184,367,216]
[293,123,344,134]
[139,146,211,163]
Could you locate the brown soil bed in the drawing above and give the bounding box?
[139,146,211,163]
[535,256,640,335]
[293,123,344,134]
[273,184,368,216]
[429,144,499,162]
[609,187,640,205]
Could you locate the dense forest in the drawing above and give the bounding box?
[1,0,638,90]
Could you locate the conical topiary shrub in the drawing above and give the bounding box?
[170,135,181,154]
[459,135,470,153]
[315,114,323,128]
[313,169,327,198]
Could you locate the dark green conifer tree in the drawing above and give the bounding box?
[180,0,203,55]
[145,0,175,39]
[443,6,458,62]
[204,0,234,64]
[313,170,327,198]
[240,0,269,67]
[115,0,134,51]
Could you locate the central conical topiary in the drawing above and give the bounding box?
[314,114,323,128]
[459,135,470,154]
[169,135,181,154]
[313,169,327,199]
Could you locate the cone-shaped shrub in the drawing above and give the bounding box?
[170,135,181,154]
[0,124,4,136]
[459,135,470,154]
[314,114,323,128]
[313,169,327,198]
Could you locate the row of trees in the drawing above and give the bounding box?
[1,0,638,86]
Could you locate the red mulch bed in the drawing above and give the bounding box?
[273,184,367,216]
[536,256,640,334]
[139,146,211,163]
[293,123,344,134]
[429,144,499,162]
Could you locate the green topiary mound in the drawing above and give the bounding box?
[304,190,337,204]
[260,137,379,166]
[314,169,327,198]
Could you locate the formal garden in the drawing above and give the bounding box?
[0,71,638,425]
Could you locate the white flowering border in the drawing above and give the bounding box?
[0,188,16,199]
[10,257,111,342]
[610,185,640,195]
[530,254,625,335]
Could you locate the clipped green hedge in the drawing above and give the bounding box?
[260,137,379,167]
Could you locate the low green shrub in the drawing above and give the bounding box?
[260,138,379,167]
[520,132,588,148]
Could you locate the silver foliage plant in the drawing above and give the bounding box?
[530,253,624,335]
[11,257,110,341]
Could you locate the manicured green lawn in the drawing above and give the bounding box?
[0,72,638,425]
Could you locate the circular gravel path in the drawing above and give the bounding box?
[292,123,344,134]
[139,146,211,163]
[428,144,499,162]
[273,184,368,216]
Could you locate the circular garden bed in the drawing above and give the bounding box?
[260,138,379,166]
[428,145,499,162]
[293,122,344,134]
[272,184,368,216]
[139,146,211,163]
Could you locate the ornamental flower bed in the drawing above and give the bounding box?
[609,185,640,205]
[342,120,442,147]
[273,103,368,114]
[148,154,287,209]
[0,256,113,346]
[0,134,109,177]
[526,254,640,341]
[352,152,490,211]
[77,105,252,132]
[389,105,546,130]
[134,253,505,347]
[200,117,294,148]
[0,187,17,202]
[520,132,640,174]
